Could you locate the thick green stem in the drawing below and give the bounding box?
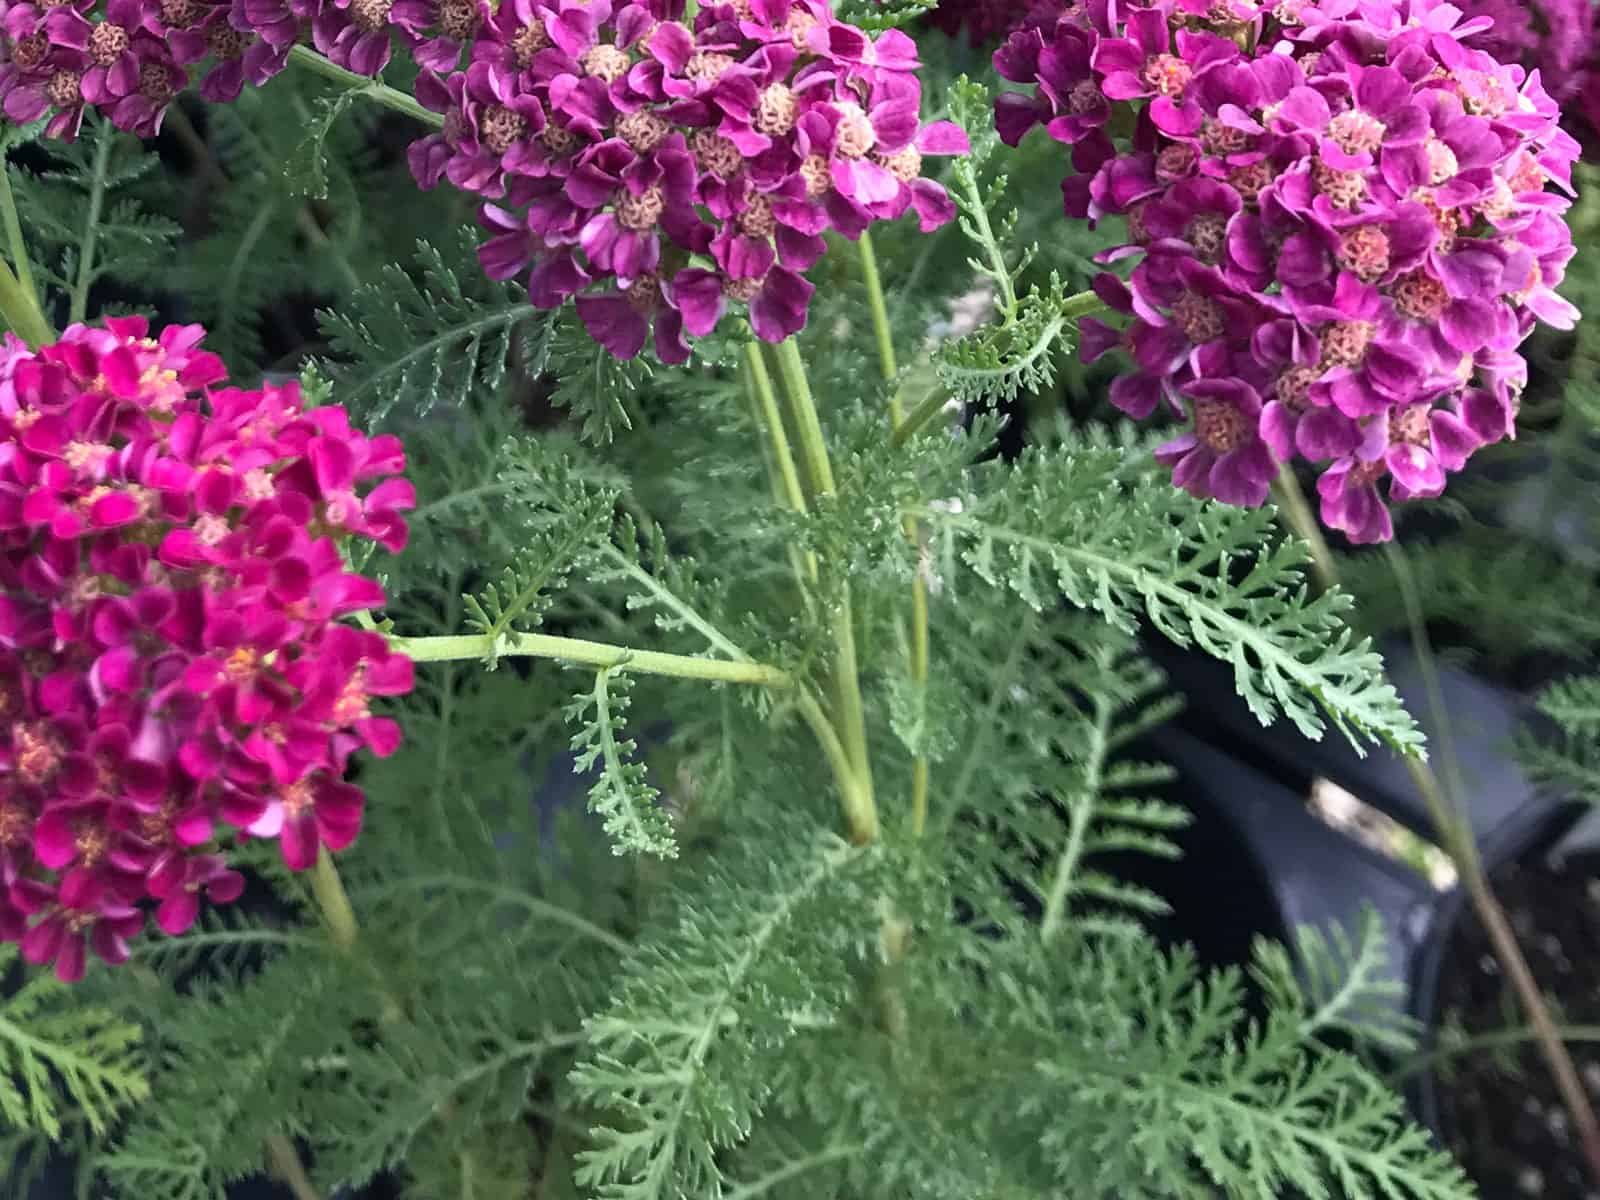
[773,337,836,496]
[858,233,930,836]
[766,337,877,843]
[0,259,52,349]
[859,230,898,394]
[1273,483,1600,1188]
[287,45,445,128]
[747,344,810,526]
[311,847,360,953]
[392,631,790,686]
[0,163,44,335]
[0,160,51,348]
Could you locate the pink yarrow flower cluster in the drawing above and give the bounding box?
[404,0,969,362]
[0,0,298,138]
[0,317,414,980]
[1456,0,1597,107]
[996,0,1581,542]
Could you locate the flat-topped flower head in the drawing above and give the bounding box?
[0,317,413,980]
[404,0,967,362]
[1001,0,1580,541]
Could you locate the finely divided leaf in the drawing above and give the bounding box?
[922,442,1423,756]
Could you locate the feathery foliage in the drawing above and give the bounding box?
[10,117,179,320]
[316,227,550,424]
[919,439,1423,754]
[0,945,147,1140]
[566,667,676,859]
[571,822,872,1200]
[1254,906,1420,1056]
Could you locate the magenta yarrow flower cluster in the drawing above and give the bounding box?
[997,0,1581,542]
[0,0,293,138]
[1456,0,1597,107]
[0,317,413,980]
[404,0,969,362]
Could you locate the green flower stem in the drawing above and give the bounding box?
[746,345,873,836]
[287,45,445,129]
[769,336,877,843]
[1271,467,1337,593]
[0,259,52,350]
[311,847,360,953]
[1273,476,1600,1188]
[747,344,822,606]
[773,336,836,495]
[858,233,930,835]
[859,230,898,395]
[890,386,954,447]
[69,130,111,327]
[0,162,45,340]
[746,344,811,529]
[391,630,790,686]
[0,161,52,349]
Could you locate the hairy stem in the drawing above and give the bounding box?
[391,630,790,685]
[771,337,876,842]
[266,1133,324,1200]
[286,45,445,128]
[69,129,112,327]
[1273,487,1600,1187]
[859,233,931,835]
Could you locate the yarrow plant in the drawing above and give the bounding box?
[997,0,1581,540]
[0,0,1590,1195]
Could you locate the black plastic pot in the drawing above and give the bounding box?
[1138,633,1585,1139]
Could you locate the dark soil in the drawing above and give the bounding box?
[1431,846,1600,1199]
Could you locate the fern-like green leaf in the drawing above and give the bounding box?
[565,667,676,859]
[315,228,550,423]
[281,91,359,199]
[546,313,654,444]
[10,116,179,320]
[570,825,870,1200]
[1022,936,1471,1200]
[1253,906,1419,1056]
[921,441,1424,755]
[0,945,148,1139]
